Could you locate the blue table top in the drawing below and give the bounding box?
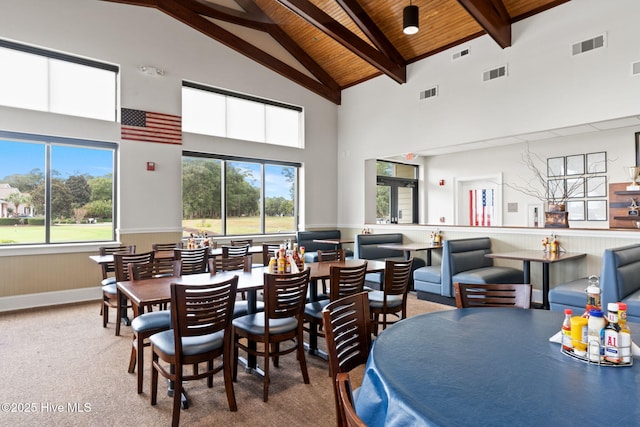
[355,308,640,427]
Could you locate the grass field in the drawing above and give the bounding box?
[0,216,295,244]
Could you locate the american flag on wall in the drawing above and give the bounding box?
[469,188,494,226]
[121,108,182,145]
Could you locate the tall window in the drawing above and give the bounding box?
[0,39,118,121]
[376,161,418,224]
[0,132,116,245]
[182,152,298,237]
[181,82,303,148]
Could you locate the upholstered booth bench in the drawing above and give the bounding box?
[413,237,524,300]
[354,233,426,290]
[549,244,640,322]
[295,230,354,263]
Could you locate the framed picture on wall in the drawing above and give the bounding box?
[587,176,607,197]
[547,157,565,177]
[566,177,584,198]
[586,152,607,174]
[567,200,585,221]
[566,154,585,175]
[587,200,607,221]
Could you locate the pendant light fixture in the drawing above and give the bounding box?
[403,1,419,35]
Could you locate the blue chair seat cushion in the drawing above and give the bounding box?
[150,329,224,356]
[413,266,441,284]
[548,277,588,307]
[453,267,523,284]
[102,283,117,296]
[131,310,171,332]
[101,277,116,286]
[233,300,265,319]
[367,290,403,309]
[304,300,330,320]
[232,313,298,335]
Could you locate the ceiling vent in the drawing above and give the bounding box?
[452,48,469,61]
[572,34,606,56]
[632,61,640,76]
[420,86,438,100]
[482,65,507,82]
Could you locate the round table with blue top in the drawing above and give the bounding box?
[355,308,640,426]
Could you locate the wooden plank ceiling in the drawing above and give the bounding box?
[102,0,569,104]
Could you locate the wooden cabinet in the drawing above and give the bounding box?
[609,182,640,229]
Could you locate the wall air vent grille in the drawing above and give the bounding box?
[420,86,438,100]
[572,34,606,56]
[482,65,507,82]
[632,61,640,76]
[452,48,469,61]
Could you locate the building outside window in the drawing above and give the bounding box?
[376,160,418,224]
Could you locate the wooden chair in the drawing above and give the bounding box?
[173,247,208,275]
[152,242,184,252]
[369,259,413,335]
[454,282,532,309]
[150,277,239,427]
[222,244,249,258]
[230,239,253,247]
[127,260,181,394]
[232,269,311,402]
[317,249,346,297]
[262,243,281,266]
[98,245,135,319]
[208,255,263,318]
[111,251,155,336]
[304,262,368,356]
[323,292,371,427]
[336,373,367,427]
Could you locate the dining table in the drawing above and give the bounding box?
[375,242,442,265]
[485,250,587,310]
[355,308,640,426]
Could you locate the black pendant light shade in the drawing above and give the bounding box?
[403,3,419,35]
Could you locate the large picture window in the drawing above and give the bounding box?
[182,152,299,237]
[0,132,116,245]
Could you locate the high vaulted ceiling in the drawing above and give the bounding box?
[102,0,569,104]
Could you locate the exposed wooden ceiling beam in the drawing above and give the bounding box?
[234,0,340,92]
[335,0,406,65]
[277,0,406,84]
[456,0,511,48]
[101,0,341,104]
[188,0,270,30]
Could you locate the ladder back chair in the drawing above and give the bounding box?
[126,260,181,394]
[99,245,135,322]
[454,282,532,309]
[323,292,371,427]
[232,269,311,402]
[304,262,368,357]
[316,249,347,297]
[150,277,239,426]
[111,251,155,336]
[173,247,209,275]
[369,258,413,335]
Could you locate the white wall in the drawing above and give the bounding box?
[338,0,640,228]
[0,0,339,233]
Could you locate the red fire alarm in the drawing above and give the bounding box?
[146,162,155,171]
[439,179,445,186]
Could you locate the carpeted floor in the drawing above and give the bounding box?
[0,293,453,426]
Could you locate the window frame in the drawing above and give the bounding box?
[182,151,300,237]
[0,130,117,246]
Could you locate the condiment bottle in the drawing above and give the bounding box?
[618,302,632,364]
[603,303,621,364]
[582,276,601,318]
[587,309,605,363]
[562,309,573,351]
[268,255,277,274]
[277,249,285,274]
